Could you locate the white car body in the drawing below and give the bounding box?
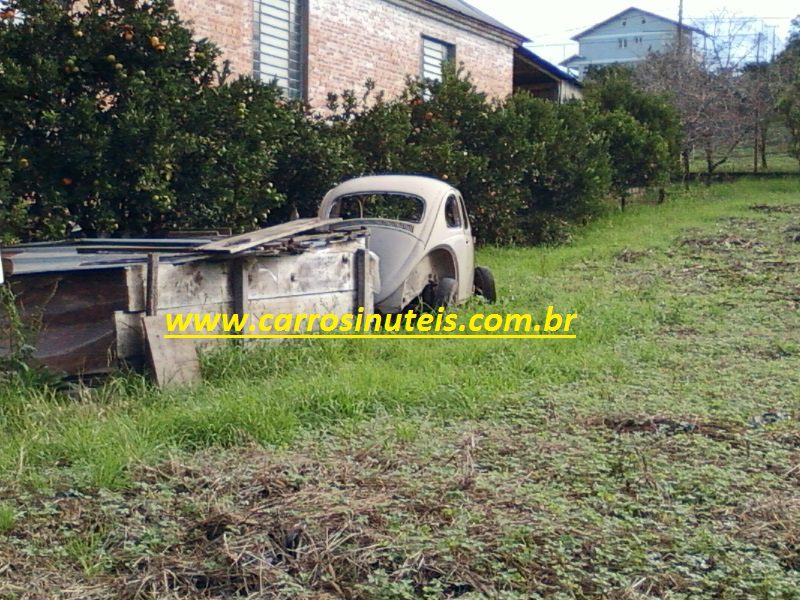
[318,175,476,313]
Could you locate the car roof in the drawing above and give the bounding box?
[324,175,455,203]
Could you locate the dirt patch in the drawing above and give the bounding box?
[680,235,760,250]
[593,415,742,440]
[750,204,800,214]
[615,248,650,263]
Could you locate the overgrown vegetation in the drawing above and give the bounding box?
[777,17,800,167]
[583,67,678,208]
[0,179,798,596]
[0,0,686,246]
[628,13,800,178]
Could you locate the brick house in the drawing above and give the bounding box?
[172,0,526,108]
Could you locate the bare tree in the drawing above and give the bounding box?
[776,17,800,168]
[634,12,764,181]
[741,60,779,171]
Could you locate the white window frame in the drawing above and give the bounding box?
[253,0,306,100]
[421,36,455,83]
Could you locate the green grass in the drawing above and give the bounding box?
[1,177,799,597]
[0,501,16,533]
[689,147,798,174]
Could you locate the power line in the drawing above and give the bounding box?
[526,15,794,39]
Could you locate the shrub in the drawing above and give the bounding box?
[0,4,677,246]
[166,79,290,232]
[0,0,289,240]
[0,140,13,243]
[584,66,680,193]
[593,110,670,209]
[268,98,363,222]
[502,95,612,243]
[406,67,522,244]
[341,67,526,243]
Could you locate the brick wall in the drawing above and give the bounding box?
[171,0,515,107]
[173,0,253,78]
[307,0,515,107]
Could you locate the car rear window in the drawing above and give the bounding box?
[329,193,425,223]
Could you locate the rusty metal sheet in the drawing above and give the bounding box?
[1,247,209,276]
[197,218,342,254]
[0,269,130,374]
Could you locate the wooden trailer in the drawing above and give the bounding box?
[0,221,377,386]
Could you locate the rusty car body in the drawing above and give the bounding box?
[318,175,495,313]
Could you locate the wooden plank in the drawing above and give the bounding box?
[246,249,358,302]
[143,316,203,388]
[231,257,249,318]
[126,265,146,312]
[197,218,341,254]
[355,248,374,315]
[115,311,146,365]
[155,241,364,310]
[146,254,159,317]
[77,238,207,247]
[156,261,233,310]
[74,245,204,253]
[249,291,357,323]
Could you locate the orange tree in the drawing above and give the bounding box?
[0,0,289,240]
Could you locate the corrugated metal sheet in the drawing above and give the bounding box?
[1,229,367,277]
[2,237,210,276]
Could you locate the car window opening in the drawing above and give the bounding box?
[330,193,425,223]
[445,195,462,228]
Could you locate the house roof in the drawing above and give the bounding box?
[560,54,585,68]
[426,0,529,42]
[571,7,707,41]
[515,46,581,85]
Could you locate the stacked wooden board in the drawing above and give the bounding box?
[0,220,377,386]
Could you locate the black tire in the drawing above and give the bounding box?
[433,277,458,308]
[473,266,496,303]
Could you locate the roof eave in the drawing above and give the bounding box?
[396,0,529,45]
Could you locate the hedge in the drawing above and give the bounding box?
[0,0,679,245]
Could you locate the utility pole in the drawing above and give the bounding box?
[677,0,684,57]
[771,26,777,60]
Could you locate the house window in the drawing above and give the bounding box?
[422,36,455,82]
[253,0,306,100]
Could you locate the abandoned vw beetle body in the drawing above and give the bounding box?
[319,175,482,313]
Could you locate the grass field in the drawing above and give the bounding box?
[688,127,798,174]
[690,151,798,174]
[1,178,799,598]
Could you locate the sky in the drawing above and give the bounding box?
[465,0,797,66]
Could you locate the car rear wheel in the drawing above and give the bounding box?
[433,277,458,308]
[473,266,496,302]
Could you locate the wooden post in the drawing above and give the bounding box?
[355,248,373,315]
[146,253,159,317]
[231,258,249,317]
[230,258,249,341]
